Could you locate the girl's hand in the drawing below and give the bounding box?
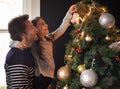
[68,4,77,15]
[17,39,28,50]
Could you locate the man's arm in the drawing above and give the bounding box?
[5,64,33,89]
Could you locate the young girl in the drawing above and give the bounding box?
[10,5,77,89]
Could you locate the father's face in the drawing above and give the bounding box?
[24,20,38,43]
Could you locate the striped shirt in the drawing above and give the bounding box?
[4,48,35,89]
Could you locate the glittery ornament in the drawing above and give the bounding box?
[109,42,120,52]
[71,13,80,24]
[77,64,86,73]
[105,35,110,41]
[99,13,115,28]
[80,69,98,87]
[85,35,92,42]
[75,29,80,34]
[76,48,83,54]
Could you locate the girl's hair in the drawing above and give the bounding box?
[32,17,55,60]
[31,17,43,27]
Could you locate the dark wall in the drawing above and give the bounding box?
[41,0,79,75]
[40,0,120,75]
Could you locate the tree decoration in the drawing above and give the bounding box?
[75,29,80,34]
[57,0,120,88]
[66,54,73,62]
[105,35,111,41]
[99,13,115,29]
[115,56,120,61]
[71,13,80,24]
[77,64,86,73]
[109,41,120,52]
[80,69,98,87]
[57,65,71,81]
[85,35,92,42]
[63,84,69,89]
[76,48,83,54]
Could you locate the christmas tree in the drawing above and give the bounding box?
[56,0,120,89]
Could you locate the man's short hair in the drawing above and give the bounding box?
[8,14,29,41]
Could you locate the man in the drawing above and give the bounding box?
[4,14,38,89]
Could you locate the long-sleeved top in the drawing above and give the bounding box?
[32,12,72,78]
[4,48,35,89]
[9,12,73,78]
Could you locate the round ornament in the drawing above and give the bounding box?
[76,48,83,54]
[109,42,120,52]
[99,13,115,28]
[63,84,69,89]
[57,65,71,81]
[105,35,110,41]
[116,56,120,61]
[80,69,98,87]
[75,29,80,34]
[85,35,92,42]
[71,13,80,24]
[77,64,86,73]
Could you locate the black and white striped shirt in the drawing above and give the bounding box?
[4,48,35,89]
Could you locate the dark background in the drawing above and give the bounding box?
[41,0,120,75]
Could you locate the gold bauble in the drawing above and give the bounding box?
[65,55,73,62]
[85,35,92,42]
[77,64,86,73]
[67,55,73,62]
[63,84,69,89]
[105,35,111,41]
[57,65,71,81]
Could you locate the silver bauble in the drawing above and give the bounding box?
[80,69,98,87]
[109,42,120,52]
[99,13,115,28]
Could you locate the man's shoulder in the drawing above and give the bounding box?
[5,48,25,65]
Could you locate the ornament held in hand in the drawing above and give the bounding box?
[71,13,80,24]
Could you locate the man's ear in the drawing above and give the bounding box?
[20,33,26,40]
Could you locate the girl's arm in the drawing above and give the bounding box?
[46,4,77,41]
[9,40,27,50]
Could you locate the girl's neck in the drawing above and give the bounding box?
[39,35,46,41]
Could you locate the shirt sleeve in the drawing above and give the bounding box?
[5,64,31,89]
[46,12,73,41]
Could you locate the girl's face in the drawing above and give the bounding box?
[36,18,49,38]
